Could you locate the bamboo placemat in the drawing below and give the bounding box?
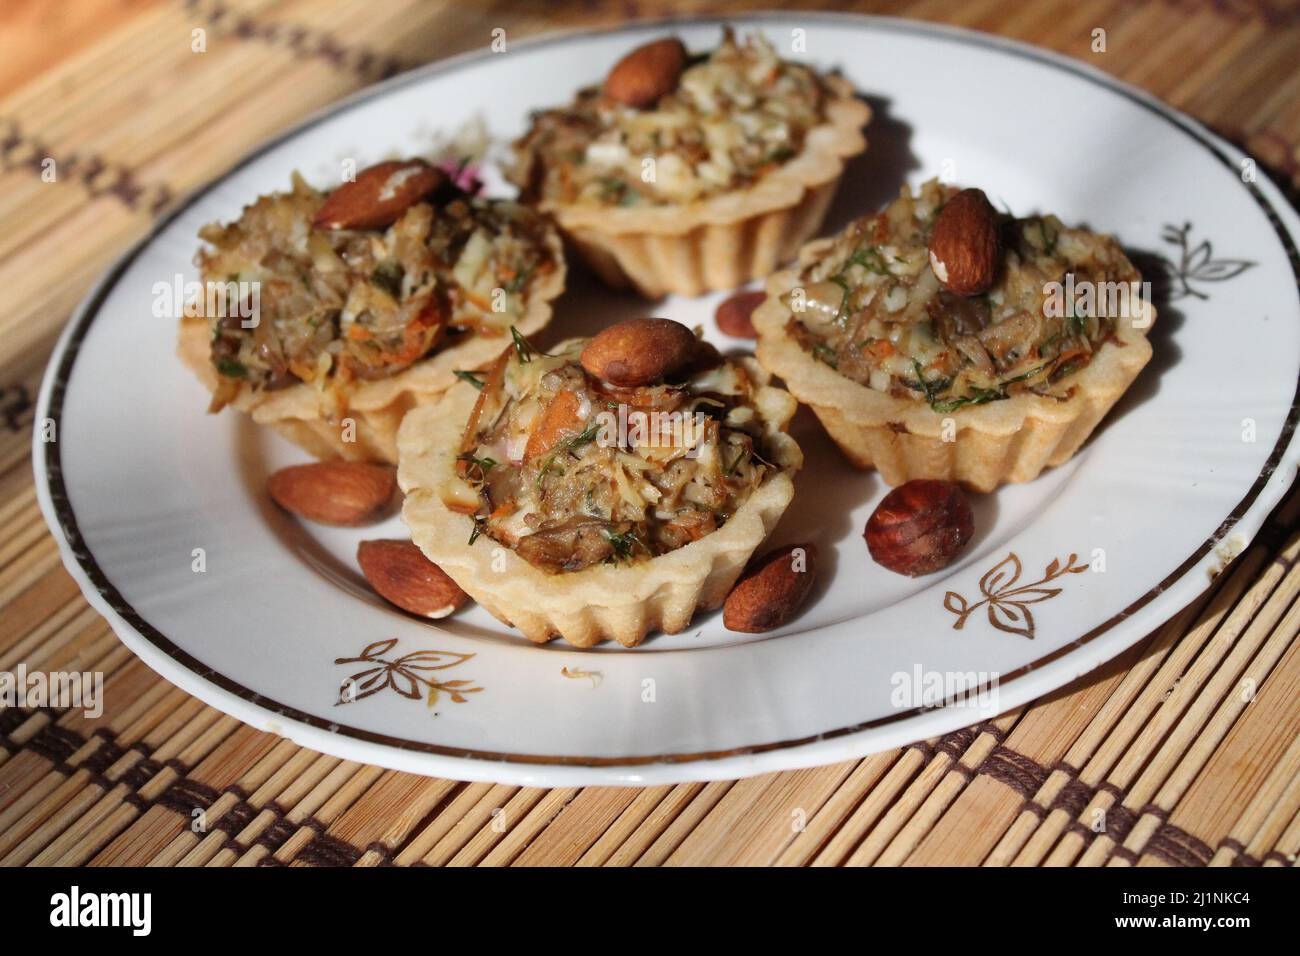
[2,0,1299,867]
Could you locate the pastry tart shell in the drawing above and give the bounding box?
[754,240,1156,492]
[177,229,566,463]
[537,79,869,298]
[397,358,802,648]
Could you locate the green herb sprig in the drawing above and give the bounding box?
[924,363,1050,413]
[468,515,487,546]
[510,326,534,363]
[603,527,647,563]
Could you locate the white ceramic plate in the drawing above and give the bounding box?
[35,15,1300,786]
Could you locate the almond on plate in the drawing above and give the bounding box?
[715,290,766,338]
[357,539,469,619]
[580,318,697,387]
[312,159,446,231]
[723,543,818,633]
[604,38,688,108]
[267,461,395,526]
[927,187,1001,296]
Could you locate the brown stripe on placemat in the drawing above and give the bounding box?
[984,747,1052,799]
[291,829,362,867]
[23,721,83,770]
[182,0,409,81]
[157,778,237,817]
[253,814,305,856]
[1221,837,1260,866]
[0,119,174,215]
[0,681,1286,867]
[1204,0,1300,27]
[935,727,980,761]
[210,797,259,837]
[0,383,32,433]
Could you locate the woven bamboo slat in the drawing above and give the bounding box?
[0,0,1296,866]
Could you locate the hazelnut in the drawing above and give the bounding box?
[865,480,974,576]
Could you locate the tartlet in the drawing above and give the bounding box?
[508,29,869,298]
[754,180,1156,491]
[397,322,802,647]
[178,160,565,463]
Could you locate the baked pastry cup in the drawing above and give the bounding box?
[508,29,869,298]
[178,161,565,463]
[398,324,802,647]
[754,180,1155,492]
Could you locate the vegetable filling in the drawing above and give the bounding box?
[446,334,774,573]
[509,29,830,208]
[787,179,1146,410]
[195,172,557,414]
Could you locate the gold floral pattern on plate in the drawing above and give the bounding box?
[335,638,483,707]
[944,553,1089,639]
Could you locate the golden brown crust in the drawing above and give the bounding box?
[754,240,1156,492]
[177,228,566,463]
[397,357,803,647]
[536,80,869,298]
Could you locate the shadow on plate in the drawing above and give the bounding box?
[1079,240,1186,446]
[822,93,919,236]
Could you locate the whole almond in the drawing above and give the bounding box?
[267,461,395,526]
[605,38,688,108]
[580,318,698,387]
[358,540,469,619]
[723,543,818,633]
[865,480,973,576]
[715,290,766,338]
[312,159,445,231]
[928,188,1001,296]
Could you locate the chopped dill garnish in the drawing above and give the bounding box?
[510,325,536,363]
[723,445,748,476]
[467,515,487,546]
[828,274,852,325]
[504,265,534,294]
[603,527,646,563]
[906,358,952,406]
[846,243,890,276]
[454,369,485,390]
[925,363,1049,413]
[457,453,496,482]
[567,421,601,449]
[536,420,601,486]
[812,342,839,369]
[370,261,404,298]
